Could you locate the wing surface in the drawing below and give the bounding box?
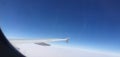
[10,38,69,46]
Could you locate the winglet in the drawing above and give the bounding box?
[66,37,69,43]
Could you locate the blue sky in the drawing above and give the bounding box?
[0,0,120,53]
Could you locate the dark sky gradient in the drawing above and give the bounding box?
[0,0,120,52]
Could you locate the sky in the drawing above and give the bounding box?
[0,0,120,53]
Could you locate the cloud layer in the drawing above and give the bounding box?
[17,44,120,57]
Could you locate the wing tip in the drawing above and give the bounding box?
[65,37,70,43]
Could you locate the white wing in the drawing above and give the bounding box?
[9,37,69,46]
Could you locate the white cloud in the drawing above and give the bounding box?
[17,44,120,57]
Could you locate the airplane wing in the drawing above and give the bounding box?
[9,38,69,46]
